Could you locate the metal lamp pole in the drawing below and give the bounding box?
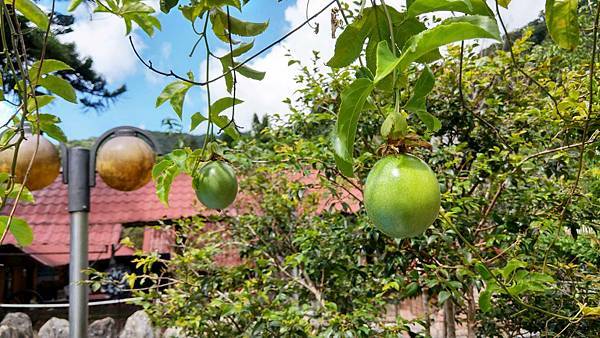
[60,127,159,338]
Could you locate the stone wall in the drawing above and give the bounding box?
[0,311,183,338]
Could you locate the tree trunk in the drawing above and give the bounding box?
[422,290,431,337]
[444,300,456,338]
[466,286,477,338]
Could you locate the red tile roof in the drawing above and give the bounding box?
[1,170,362,267]
[2,174,204,266]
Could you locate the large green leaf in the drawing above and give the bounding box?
[327,12,373,68]
[332,78,374,177]
[407,0,493,17]
[5,0,49,30]
[545,0,580,50]
[329,5,411,70]
[374,15,501,83]
[37,75,77,103]
[0,216,33,247]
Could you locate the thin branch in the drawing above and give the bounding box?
[475,130,600,234]
[129,0,337,86]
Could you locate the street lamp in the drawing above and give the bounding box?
[1,126,159,338]
[61,126,159,338]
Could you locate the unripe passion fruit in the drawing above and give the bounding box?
[364,154,441,239]
[0,133,60,191]
[96,136,155,191]
[194,161,238,210]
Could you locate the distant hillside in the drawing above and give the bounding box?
[67,131,207,154]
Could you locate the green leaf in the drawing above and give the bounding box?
[5,0,49,30]
[67,0,83,11]
[211,97,243,115]
[220,57,265,93]
[26,95,55,112]
[327,12,373,68]
[438,290,451,305]
[5,184,34,203]
[380,110,407,139]
[222,11,268,37]
[222,41,254,59]
[394,17,442,64]
[29,59,73,78]
[37,75,77,103]
[0,216,33,246]
[404,67,441,132]
[208,97,243,140]
[500,259,528,280]
[545,0,580,50]
[152,159,181,206]
[415,111,441,132]
[190,112,208,132]
[475,262,492,280]
[133,14,161,36]
[332,78,374,177]
[498,0,511,7]
[211,8,268,41]
[160,0,178,13]
[407,0,493,17]
[374,15,501,83]
[41,123,67,143]
[479,289,492,312]
[156,80,194,119]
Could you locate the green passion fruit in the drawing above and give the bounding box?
[194,161,238,210]
[364,154,441,239]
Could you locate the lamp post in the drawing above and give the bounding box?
[61,126,159,338]
[1,125,159,338]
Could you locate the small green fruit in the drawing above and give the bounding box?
[194,161,238,210]
[364,154,441,238]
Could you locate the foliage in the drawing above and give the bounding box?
[123,14,600,336]
[2,0,599,336]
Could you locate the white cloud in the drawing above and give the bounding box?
[58,5,146,84]
[207,0,337,132]
[143,42,174,85]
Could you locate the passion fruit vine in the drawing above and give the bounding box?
[193,161,238,210]
[364,154,441,239]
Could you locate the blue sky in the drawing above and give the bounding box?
[0,0,547,141]
[35,0,295,140]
